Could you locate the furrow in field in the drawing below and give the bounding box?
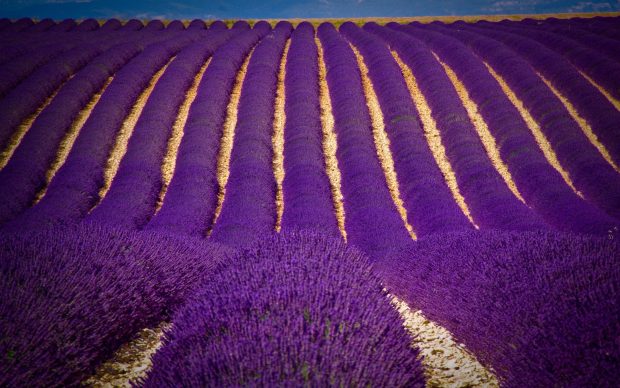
[555,72,619,172]
[351,43,417,240]
[209,49,254,234]
[155,58,212,214]
[272,39,290,232]
[33,77,114,205]
[84,323,171,387]
[317,23,412,260]
[485,63,584,197]
[94,58,174,207]
[316,37,347,241]
[393,50,478,228]
[467,23,620,174]
[0,80,67,170]
[437,56,527,204]
[389,294,498,387]
[579,70,620,113]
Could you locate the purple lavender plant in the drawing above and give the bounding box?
[143,231,425,387]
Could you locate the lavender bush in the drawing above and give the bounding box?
[143,231,425,387]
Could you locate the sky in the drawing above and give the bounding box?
[0,0,619,20]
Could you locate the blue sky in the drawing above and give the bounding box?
[1,0,619,20]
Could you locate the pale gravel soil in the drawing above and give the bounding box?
[96,59,173,206]
[83,322,171,387]
[392,50,478,229]
[351,43,418,240]
[547,71,620,173]
[33,77,114,204]
[83,298,499,387]
[390,295,499,387]
[0,78,69,169]
[437,55,527,204]
[316,37,348,241]
[155,58,212,213]
[209,48,253,234]
[272,39,290,232]
[485,63,583,198]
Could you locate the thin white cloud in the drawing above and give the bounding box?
[566,1,616,12]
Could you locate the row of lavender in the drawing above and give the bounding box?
[0,16,619,386]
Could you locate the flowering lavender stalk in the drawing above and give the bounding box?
[210,22,293,247]
[85,31,233,230]
[0,41,145,226]
[0,223,231,387]
[145,26,271,237]
[434,22,620,228]
[341,23,475,235]
[315,23,413,259]
[377,230,620,386]
[143,231,425,387]
[279,22,340,235]
[5,33,198,231]
[467,22,620,172]
[393,23,618,234]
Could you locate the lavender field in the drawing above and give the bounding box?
[0,15,619,387]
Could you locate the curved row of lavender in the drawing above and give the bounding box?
[459,22,620,218]
[469,22,620,172]
[0,224,232,386]
[365,23,547,232]
[340,22,475,236]
[143,231,425,386]
[432,22,620,222]
[279,22,341,235]
[85,29,235,229]
[0,30,179,226]
[145,22,271,236]
[492,19,620,103]
[0,16,619,387]
[3,30,200,231]
[316,23,413,259]
[376,230,620,386]
[390,22,618,234]
[209,22,293,247]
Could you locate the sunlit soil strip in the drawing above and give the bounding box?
[579,70,620,112]
[33,77,114,205]
[316,37,347,241]
[208,49,254,235]
[351,44,417,240]
[543,72,620,173]
[0,80,69,170]
[154,58,212,214]
[95,58,174,207]
[485,63,584,198]
[389,295,499,387]
[393,51,478,229]
[83,322,171,387]
[272,40,290,232]
[436,54,527,204]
